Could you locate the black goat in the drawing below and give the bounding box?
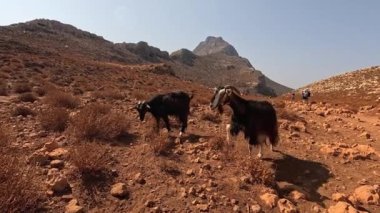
[135,91,193,137]
[210,85,279,158]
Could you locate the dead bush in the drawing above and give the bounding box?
[12,106,36,117]
[93,90,126,100]
[278,109,305,122]
[145,129,174,156]
[39,107,69,132]
[0,81,8,96]
[0,154,45,212]
[70,142,113,206]
[209,137,225,151]
[18,92,38,103]
[45,90,79,109]
[69,104,129,140]
[13,83,31,93]
[201,111,221,123]
[33,86,46,97]
[0,125,11,147]
[247,158,275,186]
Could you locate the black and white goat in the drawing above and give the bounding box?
[135,91,193,137]
[210,85,279,158]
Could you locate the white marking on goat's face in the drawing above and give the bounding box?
[135,101,149,121]
[210,88,226,109]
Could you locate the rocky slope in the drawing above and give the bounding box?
[170,36,292,96]
[299,66,380,110]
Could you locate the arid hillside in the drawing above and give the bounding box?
[0,19,379,213]
[298,66,380,110]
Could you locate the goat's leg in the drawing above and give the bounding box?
[226,124,231,146]
[257,143,263,159]
[162,116,171,133]
[179,116,188,138]
[154,117,160,133]
[248,143,252,158]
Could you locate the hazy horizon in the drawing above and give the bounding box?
[1,0,379,89]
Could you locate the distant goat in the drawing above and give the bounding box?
[135,91,193,137]
[210,85,279,158]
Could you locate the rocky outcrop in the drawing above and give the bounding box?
[193,36,239,57]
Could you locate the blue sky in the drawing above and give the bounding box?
[1,0,379,88]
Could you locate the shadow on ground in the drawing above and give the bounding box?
[271,151,332,206]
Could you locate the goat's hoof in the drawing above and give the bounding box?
[257,153,262,159]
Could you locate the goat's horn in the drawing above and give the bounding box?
[224,85,241,95]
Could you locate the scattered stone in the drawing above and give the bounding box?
[44,141,59,152]
[28,150,49,166]
[197,204,209,212]
[65,199,83,213]
[250,204,262,213]
[232,205,240,212]
[186,169,195,176]
[353,185,379,205]
[48,148,69,160]
[327,201,362,213]
[110,183,128,198]
[134,173,146,184]
[290,190,306,201]
[231,199,238,205]
[332,193,347,202]
[240,175,251,184]
[46,168,70,193]
[50,159,64,169]
[360,132,371,139]
[145,200,155,208]
[260,193,278,208]
[277,198,297,213]
[188,187,196,195]
[179,187,187,198]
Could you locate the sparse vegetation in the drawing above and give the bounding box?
[209,137,225,151]
[247,158,275,186]
[13,83,32,93]
[0,80,8,96]
[69,103,129,140]
[200,111,221,123]
[33,86,46,97]
[45,90,80,109]
[18,92,38,103]
[12,106,36,117]
[0,154,45,212]
[93,89,126,100]
[39,107,69,132]
[0,125,11,147]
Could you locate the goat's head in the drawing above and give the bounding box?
[135,101,151,121]
[210,85,241,113]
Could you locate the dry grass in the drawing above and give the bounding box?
[33,86,47,97]
[92,89,126,100]
[200,111,222,123]
[69,103,129,141]
[70,142,113,206]
[0,81,8,96]
[209,137,226,151]
[247,158,275,187]
[0,153,45,212]
[39,107,69,132]
[18,92,38,103]
[45,90,80,109]
[0,125,11,147]
[145,129,174,156]
[13,82,32,93]
[12,106,36,117]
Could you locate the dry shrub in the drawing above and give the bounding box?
[0,154,45,212]
[18,92,38,103]
[201,111,221,123]
[39,107,69,132]
[70,142,113,206]
[145,129,174,156]
[278,109,305,122]
[0,81,8,96]
[12,106,36,117]
[13,83,32,93]
[70,104,129,140]
[45,90,79,109]
[131,90,148,100]
[33,86,46,97]
[209,137,225,151]
[247,158,275,186]
[93,90,126,100]
[0,125,11,147]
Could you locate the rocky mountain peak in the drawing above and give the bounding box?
[193,36,239,57]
